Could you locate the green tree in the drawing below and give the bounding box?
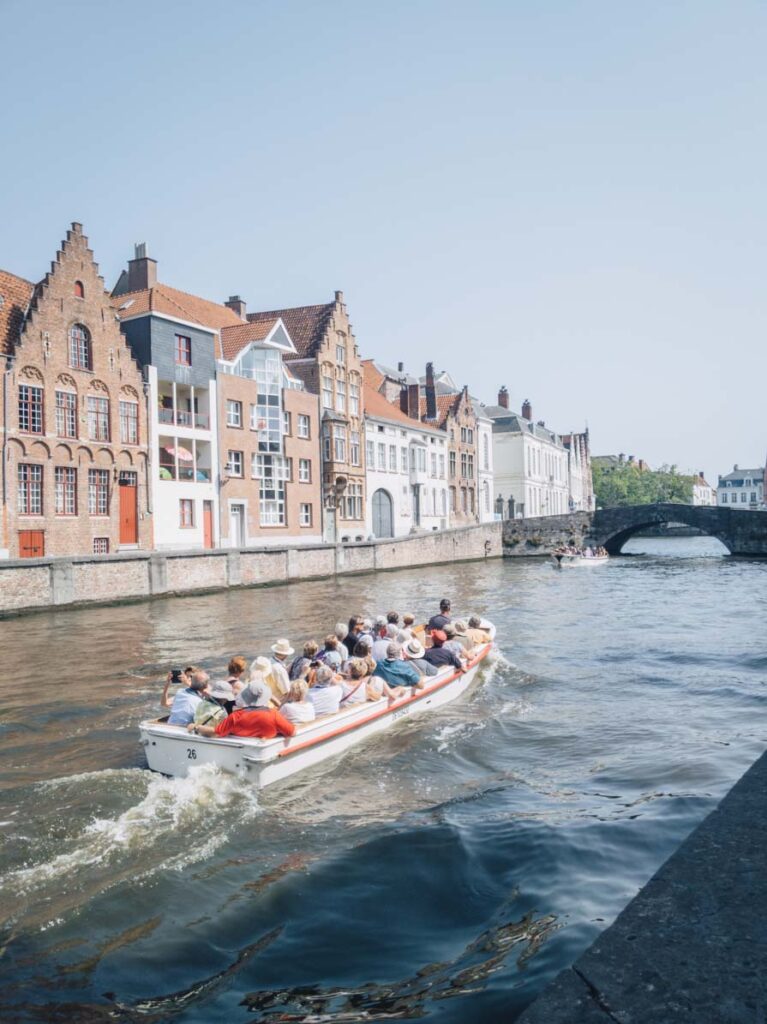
[593,462,695,508]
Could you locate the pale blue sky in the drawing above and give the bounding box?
[2,0,765,482]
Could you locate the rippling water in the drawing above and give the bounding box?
[0,537,764,1022]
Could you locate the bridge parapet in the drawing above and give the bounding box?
[502,504,767,557]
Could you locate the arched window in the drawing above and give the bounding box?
[74,280,85,298]
[69,324,92,370]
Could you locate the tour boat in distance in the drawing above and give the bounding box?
[551,552,609,569]
[139,624,496,789]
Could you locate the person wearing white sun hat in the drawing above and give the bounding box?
[269,638,294,699]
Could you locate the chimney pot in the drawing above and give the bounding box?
[397,361,404,373]
[225,295,247,319]
[335,290,344,303]
[425,363,437,420]
[498,386,509,409]
[127,242,157,292]
[521,399,532,421]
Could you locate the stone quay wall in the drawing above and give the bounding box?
[0,522,503,617]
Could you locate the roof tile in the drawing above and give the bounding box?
[0,269,35,356]
[247,302,334,358]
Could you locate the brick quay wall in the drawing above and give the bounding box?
[0,522,503,617]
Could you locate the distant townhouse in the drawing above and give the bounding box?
[561,430,594,511]
[692,472,716,507]
[0,223,150,559]
[216,316,322,545]
[717,465,765,510]
[112,246,234,549]
[484,390,569,518]
[362,361,448,537]
[247,292,365,543]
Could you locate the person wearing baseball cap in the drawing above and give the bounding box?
[423,629,464,671]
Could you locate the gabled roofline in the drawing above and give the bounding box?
[217,318,296,367]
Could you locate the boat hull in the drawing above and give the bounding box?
[139,640,494,788]
[551,554,608,568]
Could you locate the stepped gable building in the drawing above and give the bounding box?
[247,292,365,542]
[362,360,448,537]
[0,223,150,559]
[216,312,322,546]
[561,430,594,511]
[112,246,238,550]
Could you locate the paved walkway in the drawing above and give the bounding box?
[517,750,767,1023]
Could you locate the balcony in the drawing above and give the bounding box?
[158,408,210,429]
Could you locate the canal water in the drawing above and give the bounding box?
[0,537,764,1022]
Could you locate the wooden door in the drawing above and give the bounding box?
[119,472,138,545]
[372,488,393,538]
[18,531,45,558]
[203,500,214,549]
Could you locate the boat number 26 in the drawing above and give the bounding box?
[186,748,198,760]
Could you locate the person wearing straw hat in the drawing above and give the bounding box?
[192,678,235,728]
[269,639,294,698]
[403,636,437,677]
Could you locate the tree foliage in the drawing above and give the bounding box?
[593,463,695,508]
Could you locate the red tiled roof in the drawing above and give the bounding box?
[247,302,334,358]
[112,283,243,331]
[361,358,385,392]
[0,269,35,356]
[363,382,419,427]
[420,392,461,428]
[218,318,280,360]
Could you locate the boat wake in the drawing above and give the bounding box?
[0,764,259,935]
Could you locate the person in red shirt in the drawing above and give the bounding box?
[190,679,295,740]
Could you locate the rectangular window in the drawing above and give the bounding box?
[175,335,192,366]
[334,426,347,462]
[119,401,139,444]
[350,431,361,466]
[741,492,747,503]
[297,413,310,438]
[54,466,77,515]
[18,464,43,514]
[323,427,331,462]
[254,454,289,525]
[467,454,474,478]
[721,493,727,503]
[179,498,195,527]
[283,410,292,436]
[450,486,456,512]
[460,427,467,443]
[93,537,110,554]
[449,451,456,478]
[322,375,333,409]
[467,428,474,444]
[377,443,386,470]
[87,396,110,442]
[226,450,244,477]
[88,469,110,515]
[389,445,397,471]
[439,453,445,477]
[55,391,77,439]
[226,400,242,428]
[299,503,313,527]
[299,458,311,483]
[366,439,375,467]
[19,385,44,434]
[430,453,437,477]
[349,381,360,416]
[340,482,363,520]
[401,447,408,473]
[461,453,468,478]
[336,343,346,364]
[335,377,346,413]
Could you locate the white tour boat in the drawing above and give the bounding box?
[139,624,496,789]
[551,552,609,568]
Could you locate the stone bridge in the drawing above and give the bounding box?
[502,503,767,556]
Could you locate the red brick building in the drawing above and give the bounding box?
[0,224,150,559]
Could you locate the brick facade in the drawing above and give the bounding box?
[0,224,150,558]
[444,388,479,525]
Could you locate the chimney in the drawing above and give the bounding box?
[537,419,545,427]
[425,362,437,420]
[699,471,705,480]
[335,290,344,304]
[521,399,532,421]
[225,295,247,319]
[498,386,509,409]
[127,242,157,292]
[618,453,625,463]
[407,383,420,420]
[397,361,404,373]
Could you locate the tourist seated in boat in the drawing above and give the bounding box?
[270,638,294,696]
[280,679,317,725]
[334,623,350,662]
[191,679,296,739]
[320,635,344,670]
[402,637,438,676]
[372,624,398,662]
[347,615,365,646]
[400,613,416,640]
[427,598,452,633]
[442,623,468,658]
[226,656,248,700]
[290,641,319,681]
[307,665,344,716]
[466,616,491,647]
[163,669,210,726]
[373,642,425,690]
[193,679,236,728]
[386,610,400,626]
[352,634,377,676]
[340,658,373,705]
[423,630,464,671]
[450,621,475,653]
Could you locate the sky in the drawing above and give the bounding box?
[1,0,765,483]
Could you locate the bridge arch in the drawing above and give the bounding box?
[590,503,734,554]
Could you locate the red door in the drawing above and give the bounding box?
[203,500,214,549]
[119,472,138,545]
[18,531,45,558]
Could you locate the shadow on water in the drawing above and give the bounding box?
[0,537,765,1022]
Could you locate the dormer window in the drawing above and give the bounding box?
[74,280,85,299]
